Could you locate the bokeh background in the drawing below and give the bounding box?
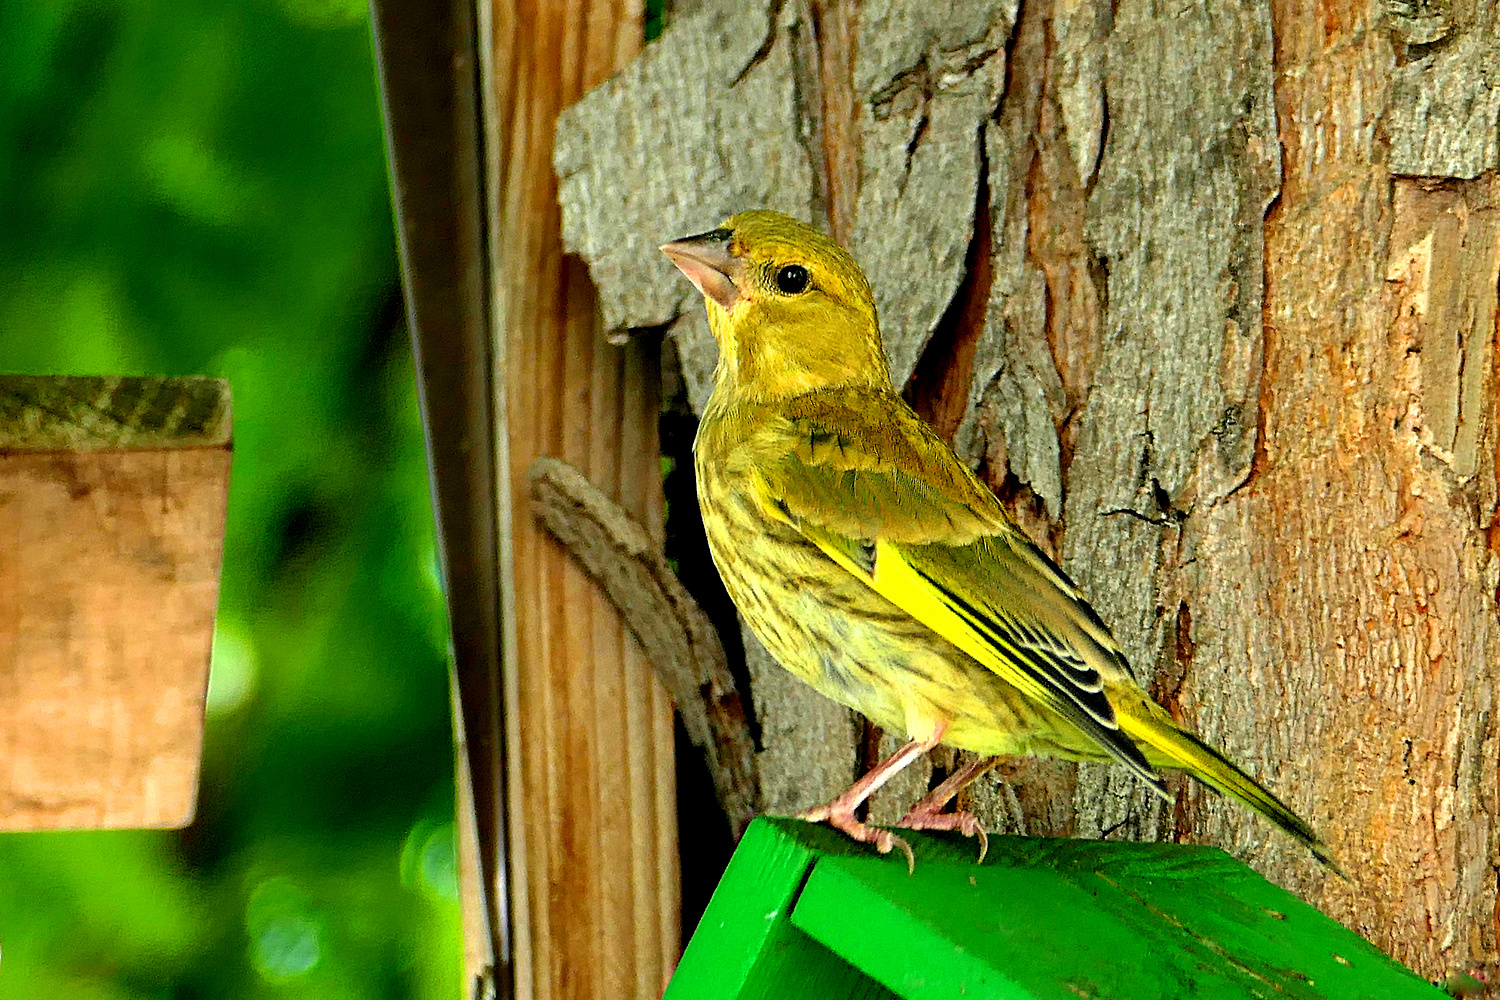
[0,0,461,996]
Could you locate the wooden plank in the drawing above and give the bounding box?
[796,842,1441,999]
[368,0,507,991]
[671,817,1445,1000]
[482,0,679,997]
[661,819,898,1000]
[0,374,230,830]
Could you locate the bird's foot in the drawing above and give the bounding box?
[896,805,989,864]
[795,803,915,874]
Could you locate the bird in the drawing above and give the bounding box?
[661,209,1332,871]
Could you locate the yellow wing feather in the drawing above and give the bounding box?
[751,389,1168,795]
[745,387,1334,863]
[677,212,1330,866]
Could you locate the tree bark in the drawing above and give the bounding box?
[555,0,1500,983]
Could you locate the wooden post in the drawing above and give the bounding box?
[0,374,230,830]
[369,0,507,991]
[482,2,680,999]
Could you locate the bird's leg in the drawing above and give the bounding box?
[796,735,939,872]
[897,754,1000,863]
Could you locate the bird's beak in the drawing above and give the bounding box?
[660,228,741,310]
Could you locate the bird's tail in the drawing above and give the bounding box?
[1116,703,1340,873]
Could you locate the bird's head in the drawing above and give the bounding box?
[661,210,890,399]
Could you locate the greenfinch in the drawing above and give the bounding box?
[662,210,1330,869]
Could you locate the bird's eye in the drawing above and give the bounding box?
[774,264,810,295]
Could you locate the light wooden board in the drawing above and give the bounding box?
[484,2,681,998]
[0,374,230,830]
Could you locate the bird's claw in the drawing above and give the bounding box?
[897,807,990,864]
[874,829,917,875]
[795,806,916,874]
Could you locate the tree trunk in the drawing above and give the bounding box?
[555,0,1500,984]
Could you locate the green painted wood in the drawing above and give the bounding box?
[669,817,1445,1000]
[664,818,899,1000]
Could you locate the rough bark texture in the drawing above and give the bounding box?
[1387,0,1500,179]
[554,0,1500,982]
[555,1,820,414]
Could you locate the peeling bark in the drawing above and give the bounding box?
[554,0,819,411]
[553,0,1500,981]
[850,0,1016,387]
[1388,0,1500,179]
[527,457,760,836]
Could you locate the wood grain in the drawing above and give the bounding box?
[368,0,505,989]
[0,375,229,830]
[484,1,680,997]
[526,456,758,837]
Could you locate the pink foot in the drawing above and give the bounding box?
[796,803,916,874]
[897,806,990,864]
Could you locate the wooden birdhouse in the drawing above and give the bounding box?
[0,374,230,831]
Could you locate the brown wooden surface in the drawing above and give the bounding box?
[369,0,507,992]
[484,2,680,998]
[0,375,230,830]
[527,456,758,838]
[553,0,1500,985]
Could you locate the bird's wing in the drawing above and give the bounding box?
[748,389,1168,797]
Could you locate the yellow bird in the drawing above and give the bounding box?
[662,210,1331,869]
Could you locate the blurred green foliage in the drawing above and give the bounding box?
[0,1,460,997]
